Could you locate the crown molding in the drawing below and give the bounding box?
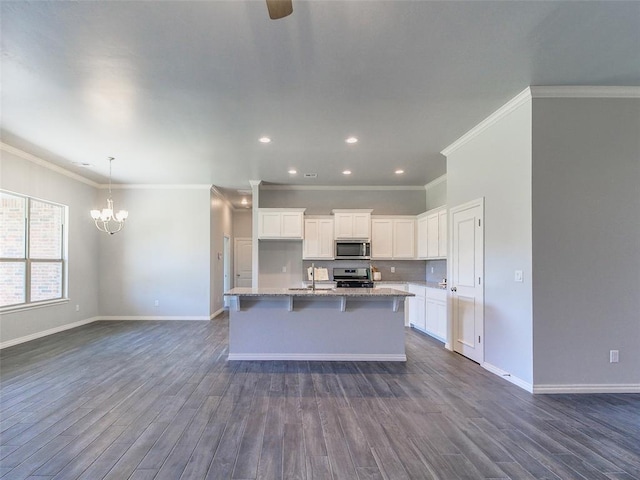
[1,142,99,188]
[104,184,211,190]
[531,86,640,98]
[441,87,532,157]
[424,174,446,191]
[259,184,426,191]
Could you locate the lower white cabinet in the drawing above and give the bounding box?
[425,288,447,341]
[408,284,447,342]
[407,284,426,331]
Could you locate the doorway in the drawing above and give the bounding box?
[223,236,230,308]
[450,198,484,364]
[234,237,253,288]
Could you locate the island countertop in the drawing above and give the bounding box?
[224,287,414,297]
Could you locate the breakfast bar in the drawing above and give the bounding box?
[224,287,413,361]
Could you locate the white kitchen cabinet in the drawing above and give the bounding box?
[303,217,334,259]
[258,208,305,239]
[417,206,447,259]
[371,217,415,259]
[406,284,447,342]
[371,219,393,258]
[438,209,447,257]
[407,284,426,331]
[416,213,428,259]
[375,283,409,326]
[332,210,372,239]
[425,287,447,341]
[393,218,415,258]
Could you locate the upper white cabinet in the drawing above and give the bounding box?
[303,217,334,259]
[417,214,428,259]
[371,219,393,258]
[332,210,372,239]
[416,206,447,259]
[371,217,415,259]
[258,208,306,239]
[438,209,447,257]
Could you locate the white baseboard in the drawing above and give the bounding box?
[228,353,407,362]
[0,316,100,349]
[533,384,640,394]
[100,315,211,321]
[482,361,534,393]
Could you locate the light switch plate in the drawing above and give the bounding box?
[514,270,523,282]
[390,267,396,273]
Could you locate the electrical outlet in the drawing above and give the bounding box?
[514,270,523,282]
[431,266,434,274]
[154,300,159,307]
[75,304,80,312]
[282,266,287,273]
[390,267,395,273]
[610,350,619,363]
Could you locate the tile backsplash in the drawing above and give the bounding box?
[426,259,447,283]
[302,259,427,282]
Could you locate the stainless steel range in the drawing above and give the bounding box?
[333,267,374,288]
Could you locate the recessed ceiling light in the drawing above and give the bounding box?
[241,198,248,205]
[288,169,297,175]
[345,137,358,144]
[259,136,271,143]
[395,169,404,174]
[343,170,352,175]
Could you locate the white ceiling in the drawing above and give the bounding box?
[2,1,639,207]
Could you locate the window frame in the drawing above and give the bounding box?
[1,190,68,312]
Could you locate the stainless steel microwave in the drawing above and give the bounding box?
[335,240,371,260]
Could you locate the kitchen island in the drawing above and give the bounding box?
[223,287,414,361]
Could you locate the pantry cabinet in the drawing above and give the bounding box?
[258,208,305,239]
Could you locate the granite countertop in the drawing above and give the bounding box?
[224,287,414,297]
[374,280,447,290]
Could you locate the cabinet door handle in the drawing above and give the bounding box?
[451,287,457,292]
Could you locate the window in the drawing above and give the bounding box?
[1,190,67,309]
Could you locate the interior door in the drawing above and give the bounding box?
[450,198,484,364]
[234,238,253,288]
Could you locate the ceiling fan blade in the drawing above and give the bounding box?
[266,0,293,19]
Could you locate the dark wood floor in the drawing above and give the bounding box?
[1,316,639,480]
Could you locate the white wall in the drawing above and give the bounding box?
[259,188,427,215]
[98,187,211,318]
[259,241,304,288]
[233,210,252,238]
[425,176,447,210]
[532,98,640,388]
[446,99,534,386]
[0,147,100,345]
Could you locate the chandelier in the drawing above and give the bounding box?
[90,157,129,235]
